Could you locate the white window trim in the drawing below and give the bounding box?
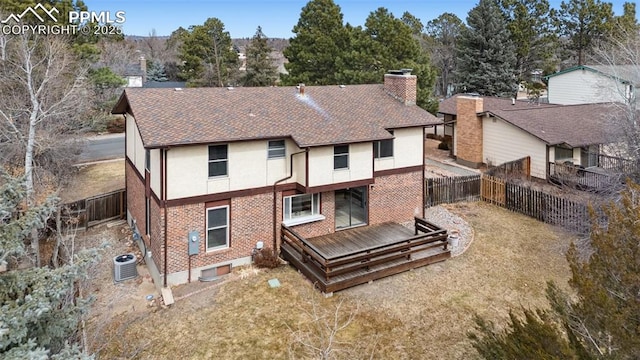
[206,205,229,252]
[267,140,286,159]
[283,193,323,226]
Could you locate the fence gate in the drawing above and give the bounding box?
[426,175,481,207]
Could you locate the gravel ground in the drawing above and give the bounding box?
[425,205,473,257]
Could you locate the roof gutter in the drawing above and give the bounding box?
[272,148,309,252]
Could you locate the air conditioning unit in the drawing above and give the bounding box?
[113,253,138,282]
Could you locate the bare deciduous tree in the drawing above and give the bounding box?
[0,33,89,266]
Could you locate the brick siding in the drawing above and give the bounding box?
[369,171,423,225]
[289,191,336,239]
[456,96,484,166]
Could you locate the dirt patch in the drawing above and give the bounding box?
[60,160,124,203]
[91,202,573,359]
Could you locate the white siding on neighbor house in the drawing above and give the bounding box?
[374,127,423,172]
[165,139,302,200]
[548,69,629,105]
[126,76,143,88]
[150,149,161,196]
[483,117,548,179]
[125,113,146,176]
[307,143,373,187]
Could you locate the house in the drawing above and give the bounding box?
[546,65,636,105]
[438,95,624,180]
[124,56,147,87]
[112,70,447,291]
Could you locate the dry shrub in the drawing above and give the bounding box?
[253,247,280,268]
[106,116,125,133]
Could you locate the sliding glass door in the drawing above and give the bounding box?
[335,187,367,229]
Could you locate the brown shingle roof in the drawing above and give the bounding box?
[113,85,441,148]
[438,95,625,147]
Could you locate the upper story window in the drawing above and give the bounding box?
[206,206,229,251]
[334,145,349,170]
[374,130,394,159]
[208,144,228,177]
[268,140,286,159]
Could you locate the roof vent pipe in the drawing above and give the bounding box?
[298,83,305,96]
[512,98,515,105]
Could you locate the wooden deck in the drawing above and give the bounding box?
[280,218,450,293]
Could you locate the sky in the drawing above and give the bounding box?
[82,0,634,39]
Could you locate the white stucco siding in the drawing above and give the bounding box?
[125,114,146,176]
[166,146,208,199]
[266,139,302,185]
[165,139,302,200]
[483,117,548,179]
[307,143,373,187]
[150,149,161,196]
[374,127,423,172]
[548,70,628,105]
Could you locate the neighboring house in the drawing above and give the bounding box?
[546,65,636,105]
[112,71,442,287]
[143,81,187,89]
[124,56,147,88]
[438,95,623,180]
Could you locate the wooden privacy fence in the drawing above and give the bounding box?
[61,189,126,230]
[425,175,481,207]
[429,174,591,233]
[486,156,531,179]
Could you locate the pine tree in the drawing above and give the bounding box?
[499,0,556,84]
[283,0,350,85]
[456,0,517,96]
[179,18,239,87]
[243,26,278,86]
[0,171,98,359]
[553,0,615,65]
[146,60,169,82]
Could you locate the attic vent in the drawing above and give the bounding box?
[174,88,183,91]
[227,86,235,90]
[339,85,346,88]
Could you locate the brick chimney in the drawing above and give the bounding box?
[455,95,484,168]
[384,69,417,105]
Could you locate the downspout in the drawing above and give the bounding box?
[163,147,169,288]
[422,127,426,219]
[272,148,309,251]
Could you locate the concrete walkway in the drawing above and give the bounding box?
[425,158,479,176]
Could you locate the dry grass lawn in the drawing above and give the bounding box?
[93,202,573,360]
[60,160,124,203]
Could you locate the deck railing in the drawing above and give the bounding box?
[548,162,622,191]
[281,218,448,285]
